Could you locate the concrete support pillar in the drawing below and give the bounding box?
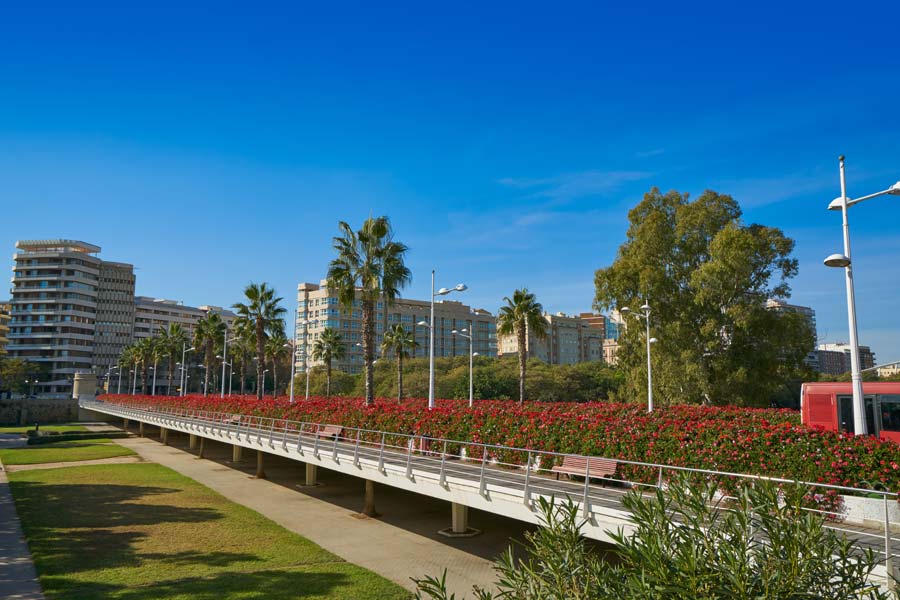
[255,451,267,479]
[451,503,468,534]
[303,463,317,486]
[232,444,243,462]
[161,428,169,445]
[198,437,206,459]
[123,418,129,431]
[189,434,197,449]
[362,480,379,518]
[139,422,145,437]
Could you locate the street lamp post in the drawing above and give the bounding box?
[180,344,195,397]
[290,319,311,403]
[426,270,467,410]
[221,332,237,399]
[151,361,158,396]
[621,303,658,412]
[117,366,123,394]
[131,367,138,395]
[823,156,900,435]
[452,328,475,408]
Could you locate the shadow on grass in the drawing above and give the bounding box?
[43,566,397,600]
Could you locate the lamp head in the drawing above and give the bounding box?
[888,181,900,196]
[417,320,429,327]
[451,329,458,334]
[455,283,468,292]
[437,287,450,295]
[828,196,845,211]
[824,253,851,268]
[473,352,480,356]
[649,337,658,344]
[620,306,631,314]
[640,303,651,311]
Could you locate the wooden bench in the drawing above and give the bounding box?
[316,425,343,440]
[550,456,618,481]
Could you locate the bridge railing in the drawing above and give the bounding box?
[82,399,900,573]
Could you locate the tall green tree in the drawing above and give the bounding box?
[311,327,346,398]
[497,288,548,405]
[193,313,225,396]
[157,323,188,395]
[594,188,815,407]
[326,216,411,407]
[265,331,290,397]
[233,283,286,400]
[381,323,418,403]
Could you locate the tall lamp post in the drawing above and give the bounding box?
[620,303,658,412]
[221,333,237,398]
[823,156,900,435]
[179,344,194,397]
[452,328,475,407]
[425,270,467,410]
[290,319,312,403]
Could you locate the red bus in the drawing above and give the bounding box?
[801,382,900,442]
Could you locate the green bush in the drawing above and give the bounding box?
[414,476,892,600]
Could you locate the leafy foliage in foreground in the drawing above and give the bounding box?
[415,477,891,600]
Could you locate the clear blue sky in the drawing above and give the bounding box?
[2,2,899,362]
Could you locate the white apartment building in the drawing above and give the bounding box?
[497,312,604,365]
[296,280,497,374]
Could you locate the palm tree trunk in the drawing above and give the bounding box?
[517,324,526,405]
[203,344,212,396]
[362,300,375,406]
[326,360,332,398]
[397,351,403,403]
[272,360,278,398]
[167,357,175,395]
[256,321,265,400]
[142,364,149,394]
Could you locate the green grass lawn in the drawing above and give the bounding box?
[9,463,411,599]
[0,423,87,435]
[0,439,136,465]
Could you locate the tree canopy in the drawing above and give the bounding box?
[594,188,814,407]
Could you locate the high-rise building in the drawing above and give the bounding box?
[0,302,10,355]
[766,299,819,370]
[296,280,497,374]
[498,312,604,365]
[7,240,134,396]
[92,261,136,379]
[816,342,876,375]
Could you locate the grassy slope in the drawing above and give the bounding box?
[0,439,135,465]
[0,424,87,434]
[9,463,410,599]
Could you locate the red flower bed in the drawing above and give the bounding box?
[99,394,900,495]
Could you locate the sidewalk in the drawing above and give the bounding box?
[107,429,536,596]
[0,461,45,600]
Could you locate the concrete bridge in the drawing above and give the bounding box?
[80,399,899,587]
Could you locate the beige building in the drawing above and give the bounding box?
[92,261,136,378]
[877,363,900,378]
[816,342,877,375]
[498,312,604,365]
[0,302,10,355]
[296,280,497,374]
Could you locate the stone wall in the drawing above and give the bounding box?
[0,398,79,426]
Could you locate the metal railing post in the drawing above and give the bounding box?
[281,423,288,451]
[439,441,448,488]
[296,424,304,455]
[479,447,488,497]
[353,430,361,467]
[378,433,386,473]
[313,424,321,458]
[658,466,664,490]
[582,458,591,519]
[523,451,532,507]
[332,431,339,462]
[406,435,414,479]
[885,494,895,591]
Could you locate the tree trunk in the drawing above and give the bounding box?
[272,359,278,398]
[517,324,526,405]
[362,480,378,517]
[326,360,332,398]
[256,320,265,400]
[167,357,175,396]
[397,351,403,403]
[203,343,212,396]
[142,364,149,394]
[362,299,375,406]
[240,366,246,395]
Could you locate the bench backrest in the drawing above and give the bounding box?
[559,455,617,474]
[318,425,343,438]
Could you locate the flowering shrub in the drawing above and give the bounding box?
[99,394,900,496]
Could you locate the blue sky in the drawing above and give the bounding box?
[2,2,899,362]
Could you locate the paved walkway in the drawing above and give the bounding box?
[4,455,144,472]
[0,461,45,600]
[104,428,540,596]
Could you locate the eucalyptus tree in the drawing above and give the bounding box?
[311,327,346,398]
[157,323,188,395]
[265,331,290,397]
[193,312,225,396]
[233,282,286,400]
[594,188,814,406]
[381,323,418,403]
[497,288,547,405]
[326,216,411,407]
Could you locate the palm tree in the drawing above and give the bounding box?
[265,331,290,397]
[327,216,411,407]
[118,344,138,394]
[497,288,548,405]
[311,328,346,398]
[134,337,156,394]
[157,323,188,395]
[193,313,225,396]
[381,324,418,403]
[230,320,254,395]
[233,283,286,400]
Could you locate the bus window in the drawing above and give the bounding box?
[879,395,900,432]
[838,395,878,434]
